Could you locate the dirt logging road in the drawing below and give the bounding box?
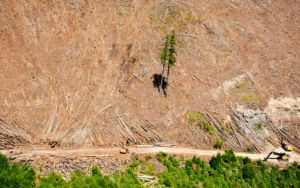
[1,145,300,163]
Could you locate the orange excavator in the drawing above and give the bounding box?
[120,136,129,154]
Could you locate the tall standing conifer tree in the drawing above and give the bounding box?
[165,30,177,97]
[160,35,170,90]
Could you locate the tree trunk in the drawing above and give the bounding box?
[160,63,165,91]
[165,63,171,97]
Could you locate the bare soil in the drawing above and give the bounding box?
[3,145,300,162]
[0,0,299,163]
[1,145,299,177]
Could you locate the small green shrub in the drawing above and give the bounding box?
[186,12,194,22]
[199,120,215,135]
[213,139,223,149]
[144,155,152,161]
[242,93,264,104]
[187,112,215,135]
[156,152,168,162]
[255,123,262,130]
[166,6,181,23]
[146,164,156,175]
[92,166,102,177]
[234,81,264,105]
[234,81,248,92]
[254,123,266,130]
[245,147,255,153]
[116,9,122,16]
[187,112,202,122]
[149,13,157,22]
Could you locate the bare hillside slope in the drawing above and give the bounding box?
[0,0,299,151]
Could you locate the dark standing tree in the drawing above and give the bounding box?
[165,30,177,97]
[160,35,170,92]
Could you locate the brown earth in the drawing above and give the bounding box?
[1,144,299,177]
[0,0,299,153]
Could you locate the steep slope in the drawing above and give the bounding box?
[0,0,299,151]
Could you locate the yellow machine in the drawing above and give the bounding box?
[120,136,129,154]
[263,139,293,162]
[263,152,290,162]
[281,140,293,152]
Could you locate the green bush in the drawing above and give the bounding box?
[39,172,66,188]
[243,157,251,164]
[242,164,256,182]
[146,164,156,175]
[187,112,215,135]
[213,139,223,149]
[199,120,215,135]
[0,153,9,171]
[245,147,254,153]
[156,152,167,162]
[0,162,36,188]
[144,155,152,161]
[187,112,202,123]
[209,153,224,171]
[222,150,237,163]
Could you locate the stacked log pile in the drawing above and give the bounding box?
[0,116,31,149]
[231,110,278,152]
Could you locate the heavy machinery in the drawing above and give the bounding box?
[280,139,293,152]
[263,152,290,162]
[263,139,293,162]
[120,136,129,154]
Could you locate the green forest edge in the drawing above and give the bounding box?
[0,151,299,188]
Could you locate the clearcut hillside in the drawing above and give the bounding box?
[0,0,299,151]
